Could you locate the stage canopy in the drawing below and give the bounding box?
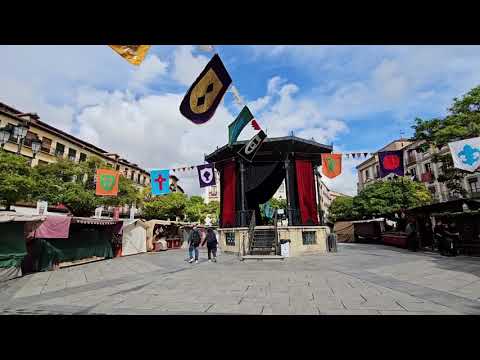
[205,136,332,228]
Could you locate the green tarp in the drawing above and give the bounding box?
[0,222,27,268]
[33,224,114,272]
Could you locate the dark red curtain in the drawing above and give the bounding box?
[295,160,319,225]
[221,161,236,228]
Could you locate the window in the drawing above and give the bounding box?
[364,169,370,180]
[225,232,235,246]
[137,173,141,183]
[130,171,135,180]
[469,178,480,193]
[23,131,36,147]
[410,167,417,177]
[124,168,128,177]
[302,231,317,245]
[68,148,77,161]
[79,153,87,162]
[209,186,217,197]
[424,163,432,173]
[375,165,380,178]
[41,137,52,153]
[55,142,65,157]
[116,164,120,170]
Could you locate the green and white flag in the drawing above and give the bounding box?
[228,106,254,145]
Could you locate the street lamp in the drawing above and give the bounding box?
[31,137,42,159]
[0,127,11,148]
[13,124,28,154]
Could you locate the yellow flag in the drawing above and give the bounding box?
[108,45,151,65]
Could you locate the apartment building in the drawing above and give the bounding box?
[0,102,150,188]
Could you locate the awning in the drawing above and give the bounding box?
[0,212,46,223]
[71,217,120,226]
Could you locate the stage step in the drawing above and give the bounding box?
[241,255,284,261]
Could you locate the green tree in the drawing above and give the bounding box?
[352,177,432,218]
[412,85,480,195]
[31,157,141,216]
[185,195,206,223]
[142,192,188,220]
[0,150,34,210]
[328,196,355,222]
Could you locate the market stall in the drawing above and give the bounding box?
[30,217,119,271]
[118,219,148,256]
[0,213,45,282]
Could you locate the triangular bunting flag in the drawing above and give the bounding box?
[180,54,232,125]
[363,152,368,158]
[352,153,356,158]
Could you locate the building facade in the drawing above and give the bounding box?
[0,102,150,188]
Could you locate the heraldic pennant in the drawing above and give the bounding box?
[238,130,267,162]
[180,54,232,125]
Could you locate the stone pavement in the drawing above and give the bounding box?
[1,243,480,315]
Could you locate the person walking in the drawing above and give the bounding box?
[202,227,218,262]
[187,225,201,264]
[405,218,418,252]
[434,219,446,255]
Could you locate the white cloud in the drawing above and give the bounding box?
[129,55,168,90]
[172,45,209,86]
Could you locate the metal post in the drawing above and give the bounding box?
[239,160,246,226]
[285,156,292,226]
[315,168,323,225]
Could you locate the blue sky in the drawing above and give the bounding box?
[1,45,480,195]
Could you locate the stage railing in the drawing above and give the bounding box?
[236,210,254,227]
[286,208,301,226]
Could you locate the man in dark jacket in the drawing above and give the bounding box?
[202,228,218,262]
[188,226,201,264]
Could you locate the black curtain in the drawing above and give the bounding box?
[245,162,286,225]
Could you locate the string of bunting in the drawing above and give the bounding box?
[107,45,379,190]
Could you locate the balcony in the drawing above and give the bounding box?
[420,171,435,183]
[406,154,417,166]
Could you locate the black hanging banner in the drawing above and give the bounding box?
[237,130,267,162]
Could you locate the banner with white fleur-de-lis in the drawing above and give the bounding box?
[448,137,480,172]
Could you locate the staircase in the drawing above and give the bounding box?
[250,228,277,255]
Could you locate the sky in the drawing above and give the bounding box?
[1,45,480,196]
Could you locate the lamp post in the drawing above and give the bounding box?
[13,124,28,155]
[0,127,11,148]
[31,137,42,159]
